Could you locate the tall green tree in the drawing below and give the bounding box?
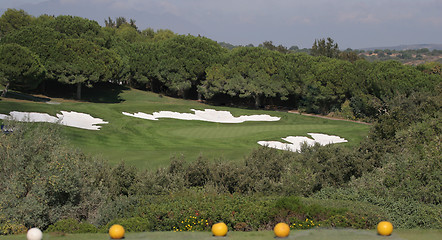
[51,38,122,99]
[300,57,355,113]
[154,35,226,98]
[44,15,102,39]
[311,37,340,58]
[259,41,289,54]
[1,16,124,99]
[115,24,141,43]
[153,29,176,42]
[202,47,290,108]
[0,43,45,96]
[0,9,34,37]
[129,42,157,89]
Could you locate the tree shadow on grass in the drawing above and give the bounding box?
[43,81,129,103]
[81,82,129,103]
[2,90,51,102]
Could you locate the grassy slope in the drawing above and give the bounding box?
[0,88,370,170]
[4,229,442,240]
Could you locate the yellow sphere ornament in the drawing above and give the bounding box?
[274,222,290,238]
[109,224,125,239]
[211,222,228,237]
[377,221,393,236]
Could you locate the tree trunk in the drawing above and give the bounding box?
[39,80,46,94]
[1,83,9,97]
[76,82,82,100]
[254,94,262,108]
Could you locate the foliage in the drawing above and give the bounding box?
[43,15,102,39]
[46,218,98,233]
[202,47,291,107]
[0,122,115,230]
[0,43,46,95]
[1,10,439,114]
[173,215,209,232]
[313,93,441,228]
[0,24,65,66]
[0,217,27,235]
[154,35,226,98]
[311,37,340,58]
[259,41,289,54]
[0,9,34,38]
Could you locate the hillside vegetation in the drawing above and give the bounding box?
[0,9,441,236]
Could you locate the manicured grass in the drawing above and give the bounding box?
[3,229,441,240]
[0,88,370,170]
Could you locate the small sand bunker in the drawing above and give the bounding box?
[0,111,108,130]
[258,133,348,152]
[122,109,280,123]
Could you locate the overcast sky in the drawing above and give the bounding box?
[1,0,441,49]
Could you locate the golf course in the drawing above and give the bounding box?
[1,9,440,239]
[0,87,370,169]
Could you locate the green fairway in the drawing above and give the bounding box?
[3,229,441,240]
[0,89,370,170]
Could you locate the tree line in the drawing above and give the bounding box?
[0,9,441,120]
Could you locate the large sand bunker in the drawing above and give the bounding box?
[123,109,280,123]
[258,133,348,152]
[0,111,108,130]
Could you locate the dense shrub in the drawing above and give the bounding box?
[0,217,27,235]
[134,190,273,231]
[45,218,97,233]
[312,109,441,228]
[93,195,139,226]
[269,196,383,229]
[0,122,133,230]
[0,123,97,228]
[99,190,381,232]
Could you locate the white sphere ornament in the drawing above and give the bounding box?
[27,228,43,240]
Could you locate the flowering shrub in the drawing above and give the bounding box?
[0,217,27,235]
[173,215,209,232]
[290,218,320,230]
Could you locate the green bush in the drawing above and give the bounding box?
[0,216,27,235]
[0,122,114,229]
[133,189,274,231]
[94,195,139,227]
[121,192,384,232]
[270,196,379,229]
[46,218,97,233]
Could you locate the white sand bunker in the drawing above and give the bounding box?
[122,109,280,123]
[258,133,348,152]
[0,111,108,130]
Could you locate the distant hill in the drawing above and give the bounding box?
[361,44,442,51]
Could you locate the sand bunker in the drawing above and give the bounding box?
[258,133,348,152]
[0,111,108,130]
[122,109,280,123]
